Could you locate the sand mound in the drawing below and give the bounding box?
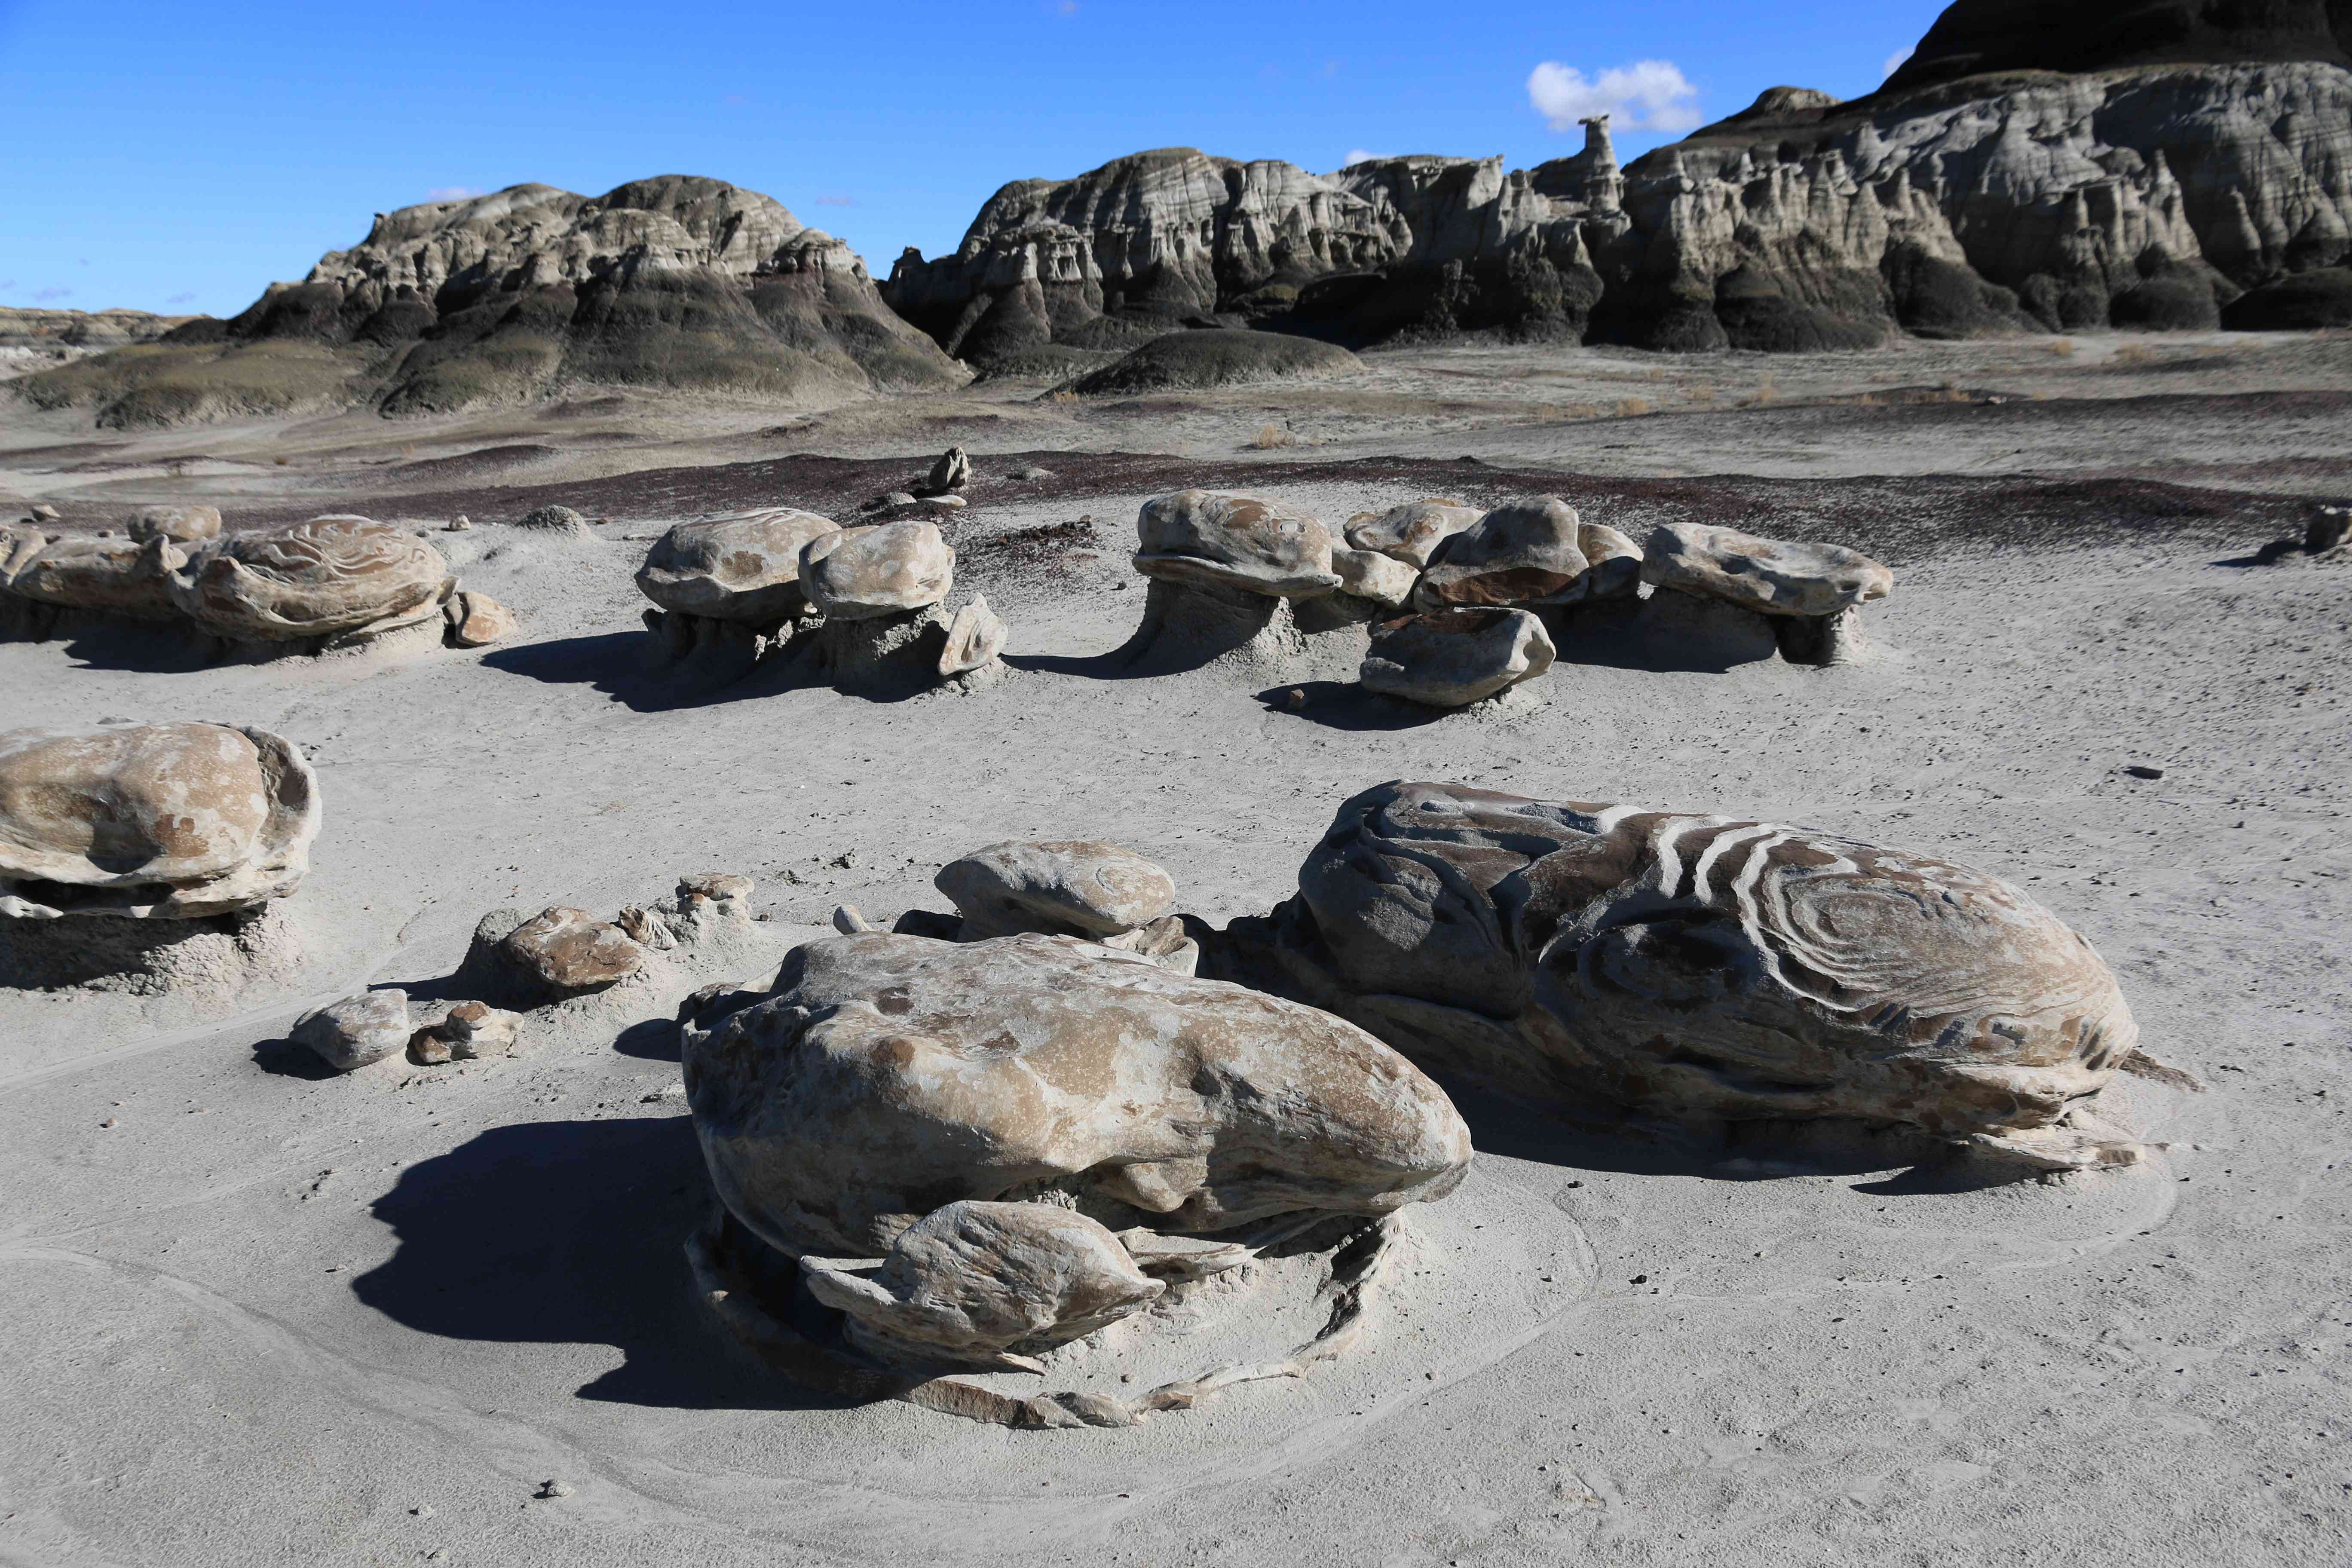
[1068,330,1363,397]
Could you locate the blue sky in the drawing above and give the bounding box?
[0,0,1949,318]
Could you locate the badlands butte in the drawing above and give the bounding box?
[2,3,2350,1567]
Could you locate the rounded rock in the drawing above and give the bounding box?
[636,508,840,625]
[168,516,451,642]
[799,520,954,621]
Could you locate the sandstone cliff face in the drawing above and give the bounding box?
[888,57,2352,362]
[18,177,965,426]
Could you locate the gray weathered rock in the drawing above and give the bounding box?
[1242,781,2144,1166]
[923,446,972,495]
[937,594,1008,678]
[293,989,411,1072]
[935,840,1177,940]
[1133,490,1340,599]
[1642,522,1893,618]
[1360,608,1556,707]
[1332,547,1418,608]
[801,1200,1165,1368]
[682,931,1473,1256]
[5,535,181,621]
[409,998,522,1063]
[168,516,452,643]
[799,520,954,620]
[636,508,840,625]
[127,505,222,545]
[0,722,321,920]
[1413,499,1595,610]
[1344,500,1485,569]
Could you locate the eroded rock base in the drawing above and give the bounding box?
[0,902,301,996]
[1121,580,1374,680]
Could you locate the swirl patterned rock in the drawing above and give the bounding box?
[1240,780,2144,1167]
[0,722,321,920]
[168,515,453,643]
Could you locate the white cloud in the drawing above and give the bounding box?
[814,195,857,208]
[1883,46,1914,79]
[426,185,484,202]
[1527,58,1703,134]
[1343,149,1387,168]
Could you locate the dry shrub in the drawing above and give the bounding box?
[1251,423,1296,449]
[2113,344,2152,366]
[2049,338,2076,358]
[1685,384,1717,405]
[1615,396,1654,418]
[1050,388,1078,404]
[1562,402,1602,420]
[273,455,289,466]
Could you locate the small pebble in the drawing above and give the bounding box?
[1629,1274,1648,1285]
[98,1118,118,1130]
[534,1479,574,1500]
[2125,765,2165,780]
[410,1505,435,1518]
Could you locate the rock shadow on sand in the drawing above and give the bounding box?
[354,1115,858,1412]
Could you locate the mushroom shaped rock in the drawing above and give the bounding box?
[442,589,515,647]
[935,840,1177,940]
[0,722,320,919]
[1344,499,1484,569]
[7,535,182,621]
[1251,781,2141,1158]
[1133,490,1340,599]
[636,508,840,625]
[1642,522,1892,619]
[938,594,1008,679]
[802,1200,1164,1367]
[294,990,412,1072]
[799,520,954,621]
[1361,608,1556,708]
[682,931,1473,1256]
[1332,548,1418,609]
[169,516,452,643]
[1413,499,1601,611]
[127,505,222,545]
[497,906,646,999]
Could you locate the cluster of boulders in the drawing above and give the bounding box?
[0,508,515,656]
[294,872,763,1073]
[1122,488,1893,704]
[637,504,1004,692]
[670,792,2162,1426]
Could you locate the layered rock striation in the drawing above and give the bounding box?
[888,31,2352,360]
[18,177,967,426]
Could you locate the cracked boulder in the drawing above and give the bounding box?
[1237,780,2141,1164]
[294,989,412,1072]
[6,535,182,622]
[681,931,1472,1256]
[1360,608,1555,708]
[168,515,453,643]
[636,508,840,625]
[1132,490,1340,598]
[1343,499,1484,570]
[0,722,320,920]
[800,520,954,620]
[935,840,1177,940]
[1413,500,1639,611]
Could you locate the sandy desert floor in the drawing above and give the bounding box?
[0,333,2347,1568]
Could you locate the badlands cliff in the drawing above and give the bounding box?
[15,176,966,428]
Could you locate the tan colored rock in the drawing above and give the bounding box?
[126,505,222,545]
[935,840,1176,939]
[799,520,954,620]
[169,516,452,642]
[1412,499,1597,610]
[682,931,1473,1256]
[1253,781,2141,1162]
[802,1200,1164,1368]
[636,508,840,625]
[0,722,320,920]
[0,524,44,588]
[1332,547,1418,608]
[27,504,60,523]
[1642,522,1893,618]
[498,906,645,997]
[294,990,411,1072]
[937,594,1007,678]
[1098,913,1201,976]
[7,535,181,621]
[1343,499,1483,568]
[618,873,758,952]
[410,998,522,1061]
[444,590,515,646]
[1133,490,1340,599]
[1360,608,1556,707]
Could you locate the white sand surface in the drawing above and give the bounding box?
[0,356,2346,1566]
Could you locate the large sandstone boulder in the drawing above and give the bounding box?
[935,840,1177,940]
[0,722,321,920]
[1641,521,1893,619]
[637,508,840,625]
[495,906,646,999]
[1360,608,1556,708]
[168,516,452,643]
[1132,490,1340,599]
[1241,781,2144,1168]
[293,990,412,1072]
[682,931,1473,1256]
[799,520,954,620]
[1412,500,1638,611]
[5,535,181,621]
[1344,499,1484,569]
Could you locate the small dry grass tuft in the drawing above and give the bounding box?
[1050,388,1079,404]
[2049,338,2076,358]
[1685,384,1717,406]
[273,455,289,466]
[2113,344,2152,366]
[1252,423,1298,449]
[1615,396,1654,418]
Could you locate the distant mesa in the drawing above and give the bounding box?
[14,176,966,428]
[1881,0,2352,91]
